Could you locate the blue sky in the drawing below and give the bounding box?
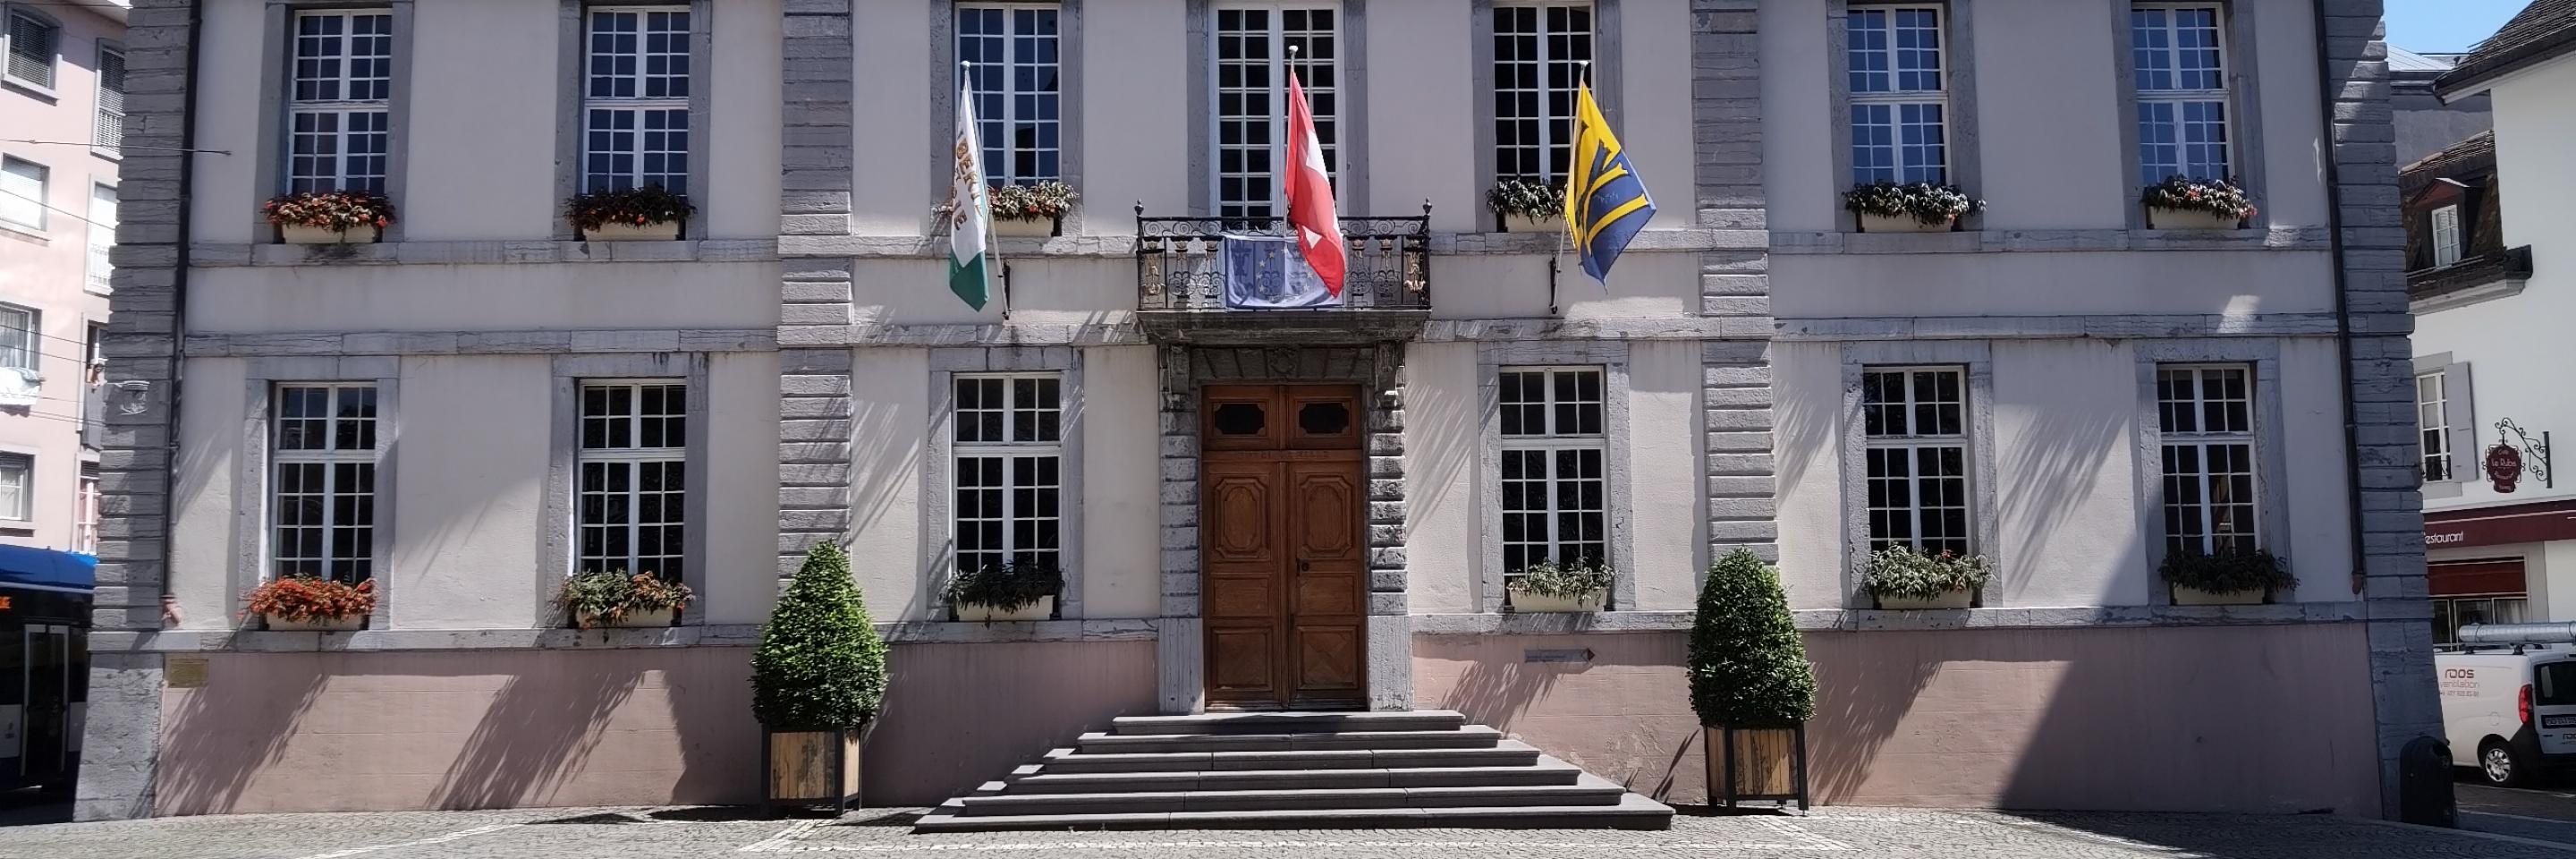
[2385,0,2527,53]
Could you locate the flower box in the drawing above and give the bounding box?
[991,217,1060,239]
[576,607,677,628]
[954,595,1053,623]
[1858,212,1954,234]
[1507,586,1606,613]
[2146,207,2243,230]
[581,220,682,242]
[263,613,365,632]
[2171,586,2267,606]
[280,224,375,244]
[1499,212,1561,234]
[1875,588,1973,610]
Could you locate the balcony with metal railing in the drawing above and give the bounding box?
[1134,206,1431,344]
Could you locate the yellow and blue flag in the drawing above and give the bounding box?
[1563,81,1655,284]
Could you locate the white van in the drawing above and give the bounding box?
[2438,642,2576,786]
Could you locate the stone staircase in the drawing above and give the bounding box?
[914,710,1674,831]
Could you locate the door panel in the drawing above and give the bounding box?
[1201,383,1368,709]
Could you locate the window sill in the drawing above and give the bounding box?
[191,237,781,268]
[1411,602,2368,635]
[1770,225,2327,254]
[0,221,48,246]
[1,76,59,103]
[93,617,1163,652]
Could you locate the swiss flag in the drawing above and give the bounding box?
[1284,69,1345,296]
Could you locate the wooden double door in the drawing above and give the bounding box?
[1200,384,1368,710]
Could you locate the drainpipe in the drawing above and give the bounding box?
[2311,0,2371,598]
[157,0,204,625]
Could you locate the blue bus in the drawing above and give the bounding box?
[0,545,92,794]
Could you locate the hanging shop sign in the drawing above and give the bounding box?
[2487,419,2553,495]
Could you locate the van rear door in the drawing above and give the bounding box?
[2537,660,2576,754]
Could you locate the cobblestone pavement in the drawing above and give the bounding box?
[1,805,2560,859]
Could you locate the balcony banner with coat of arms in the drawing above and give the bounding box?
[1220,234,1341,309]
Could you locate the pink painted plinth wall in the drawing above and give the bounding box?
[1413,624,2383,814]
[154,641,1155,815]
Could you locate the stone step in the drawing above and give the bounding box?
[956,775,1630,817]
[1033,741,1546,773]
[913,792,1675,832]
[1072,727,1504,754]
[1111,710,1468,736]
[997,760,1588,794]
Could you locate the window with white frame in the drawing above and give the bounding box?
[2430,204,2462,268]
[2417,370,2451,482]
[271,384,378,583]
[0,305,36,373]
[94,45,124,156]
[1498,367,1607,577]
[75,463,97,553]
[583,7,691,194]
[577,380,687,580]
[1492,4,1592,183]
[86,183,114,294]
[287,10,394,195]
[2157,364,2257,555]
[1213,5,1336,220]
[0,157,46,230]
[4,10,58,91]
[959,4,1061,185]
[0,454,27,522]
[1860,367,1970,555]
[2131,4,2232,187]
[1847,5,1947,185]
[953,374,1063,578]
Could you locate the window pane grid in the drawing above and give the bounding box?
[1847,6,1946,185]
[953,373,1063,580]
[288,11,394,194]
[2157,364,2257,555]
[271,384,378,583]
[0,307,34,371]
[1861,368,1970,556]
[1492,4,1592,183]
[1216,7,1336,220]
[6,12,58,89]
[1499,367,1608,583]
[960,4,1063,184]
[2132,5,2230,185]
[94,46,125,152]
[576,381,688,581]
[2430,205,2462,268]
[2416,371,2449,482]
[583,8,691,194]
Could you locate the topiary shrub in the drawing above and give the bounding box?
[1689,549,1817,728]
[751,542,890,731]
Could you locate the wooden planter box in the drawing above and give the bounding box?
[1507,587,1606,613]
[2171,585,2267,606]
[573,607,678,629]
[2146,206,2243,230]
[1497,212,1560,234]
[278,224,377,244]
[1707,724,1809,810]
[991,217,1060,238]
[954,595,1053,623]
[1874,588,1974,610]
[763,727,862,815]
[1857,212,1954,234]
[582,220,683,242]
[262,613,366,632]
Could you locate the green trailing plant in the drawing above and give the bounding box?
[551,569,693,629]
[1841,182,1983,225]
[2140,175,2257,221]
[566,184,697,232]
[750,543,890,730]
[1485,178,1568,223]
[2158,546,2294,595]
[1508,560,1614,600]
[986,180,1080,223]
[261,191,397,232]
[944,560,1064,614]
[1689,549,1817,729]
[1860,545,1991,600]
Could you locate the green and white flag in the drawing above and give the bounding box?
[946,84,992,310]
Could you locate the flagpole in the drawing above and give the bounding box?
[1551,61,1596,314]
[1286,42,1302,234]
[962,60,1010,320]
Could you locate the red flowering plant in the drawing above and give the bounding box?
[564,184,697,233]
[2140,175,2257,221]
[985,180,1078,223]
[242,575,377,624]
[261,191,398,232]
[551,568,694,629]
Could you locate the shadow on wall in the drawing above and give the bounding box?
[1803,634,1943,804]
[436,647,757,809]
[432,659,644,809]
[1418,634,1709,802]
[860,641,1157,806]
[1994,353,2139,605]
[153,664,328,815]
[1404,358,1479,607]
[843,394,930,620]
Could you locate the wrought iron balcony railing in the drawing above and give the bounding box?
[1135,206,1431,312]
